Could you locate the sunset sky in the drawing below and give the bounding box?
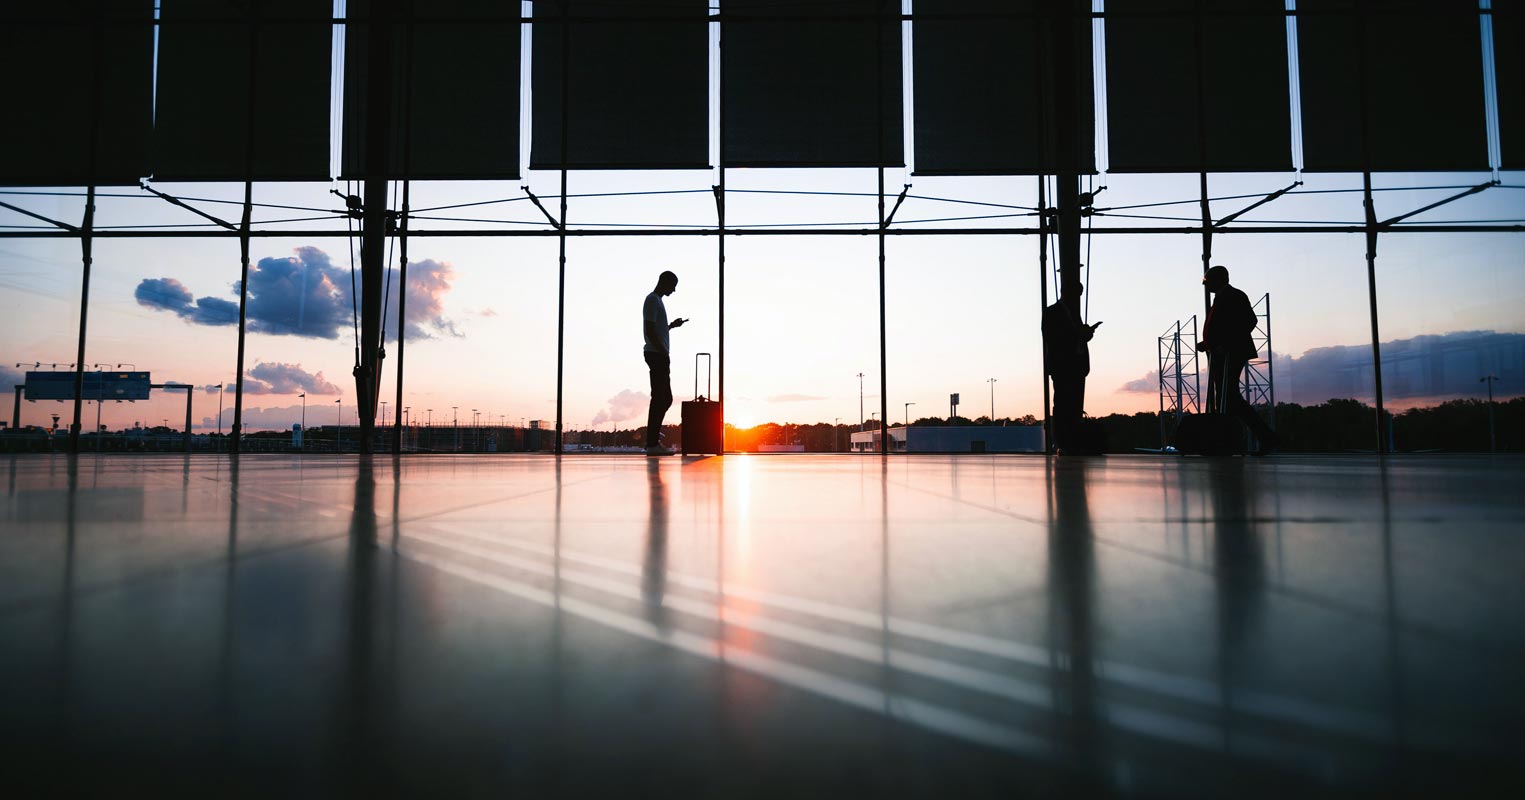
[2,1,1522,434]
[3,166,1521,434]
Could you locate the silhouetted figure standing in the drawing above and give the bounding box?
[1043,280,1101,454]
[642,271,686,456]
[1198,265,1280,455]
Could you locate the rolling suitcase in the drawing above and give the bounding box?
[1174,360,1246,456]
[681,353,723,455]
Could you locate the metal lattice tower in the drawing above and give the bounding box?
[1158,316,1202,449]
[1241,293,1276,432]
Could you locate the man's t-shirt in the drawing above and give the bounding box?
[643,291,669,355]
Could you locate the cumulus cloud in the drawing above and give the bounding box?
[1276,330,1523,406]
[1117,330,1524,407]
[245,362,341,395]
[202,362,341,396]
[591,389,650,426]
[134,246,461,341]
[0,365,22,395]
[134,277,239,326]
[767,393,827,403]
[1118,372,1160,394]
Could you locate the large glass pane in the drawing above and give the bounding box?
[0,188,89,448]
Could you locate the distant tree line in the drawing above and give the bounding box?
[567,397,1521,454]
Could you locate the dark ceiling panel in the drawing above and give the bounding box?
[343,0,521,180]
[0,1,155,186]
[532,0,709,170]
[912,0,1095,176]
[155,0,333,182]
[1494,0,1524,170]
[722,0,903,168]
[1299,0,1488,172]
[1106,0,1292,173]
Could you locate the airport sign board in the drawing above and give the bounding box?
[24,371,151,402]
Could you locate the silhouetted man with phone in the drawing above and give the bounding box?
[643,270,687,456]
[1198,265,1280,455]
[1043,278,1101,455]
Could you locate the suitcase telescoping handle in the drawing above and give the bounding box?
[1211,350,1231,414]
[695,352,712,401]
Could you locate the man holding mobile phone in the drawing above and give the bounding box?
[643,270,687,456]
[1043,277,1100,455]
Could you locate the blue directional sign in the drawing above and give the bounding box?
[24,371,151,402]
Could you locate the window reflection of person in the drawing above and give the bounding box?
[643,460,669,629]
[1047,459,1097,763]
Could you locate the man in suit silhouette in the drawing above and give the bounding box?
[1043,278,1101,455]
[1198,265,1280,455]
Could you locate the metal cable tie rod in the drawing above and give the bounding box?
[521,186,563,229]
[0,200,78,231]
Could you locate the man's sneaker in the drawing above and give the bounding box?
[645,445,676,456]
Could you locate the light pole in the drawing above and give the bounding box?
[336,397,342,452]
[403,406,412,452]
[904,402,915,428]
[856,372,865,431]
[299,393,306,451]
[834,417,841,453]
[89,363,107,450]
[217,382,225,437]
[472,408,479,451]
[380,401,388,430]
[1482,374,1500,453]
[452,406,459,452]
[987,377,997,423]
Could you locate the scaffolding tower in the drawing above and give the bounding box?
[1242,293,1277,434]
[1158,316,1202,449]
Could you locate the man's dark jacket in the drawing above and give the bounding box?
[1042,299,1090,377]
[1202,285,1258,361]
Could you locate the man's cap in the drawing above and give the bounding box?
[1203,265,1230,284]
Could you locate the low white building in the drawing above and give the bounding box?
[849,425,1044,454]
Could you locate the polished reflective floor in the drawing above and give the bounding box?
[1,453,1522,797]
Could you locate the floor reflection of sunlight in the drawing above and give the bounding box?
[722,455,760,659]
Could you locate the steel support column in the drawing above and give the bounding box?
[68,187,95,453]
[1038,177,1052,453]
[1363,172,1387,453]
[554,3,570,455]
[876,2,888,456]
[392,181,410,455]
[230,183,253,453]
[716,13,727,451]
[357,0,398,455]
[1047,2,1084,302]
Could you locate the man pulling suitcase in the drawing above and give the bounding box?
[1197,265,1280,456]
